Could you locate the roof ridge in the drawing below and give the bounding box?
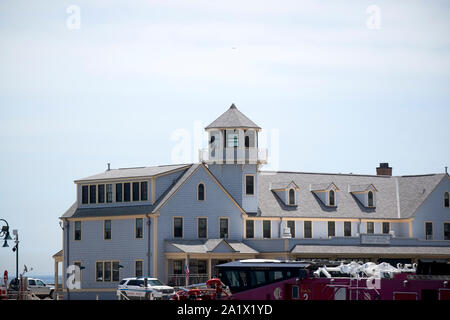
[260,171,392,178]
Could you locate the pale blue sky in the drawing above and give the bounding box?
[0,0,449,274]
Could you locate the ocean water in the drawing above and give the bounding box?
[24,275,62,285]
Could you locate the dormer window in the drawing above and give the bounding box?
[445,192,449,208]
[349,184,377,208]
[272,181,299,206]
[368,191,374,207]
[289,188,296,205]
[329,190,336,207]
[310,182,339,207]
[198,183,205,201]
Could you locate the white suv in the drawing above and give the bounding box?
[117,277,175,300]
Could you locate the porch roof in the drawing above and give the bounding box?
[165,239,259,254]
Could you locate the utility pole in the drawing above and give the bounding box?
[12,230,18,279]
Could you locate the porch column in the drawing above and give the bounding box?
[207,257,212,280]
[165,258,169,284]
[54,260,59,292]
[185,255,189,286]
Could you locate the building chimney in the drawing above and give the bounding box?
[107,163,111,171]
[376,163,392,176]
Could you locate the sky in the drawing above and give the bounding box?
[0,0,449,275]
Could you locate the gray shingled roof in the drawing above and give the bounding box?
[166,239,259,254]
[291,245,450,256]
[62,203,155,219]
[151,164,200,213]
[62,165,195,219]
[258,171,445,219]
[205,104,261,130]
[74,164,190,183]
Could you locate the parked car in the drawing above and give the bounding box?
[117,277,175,300]
[8,277,54,299]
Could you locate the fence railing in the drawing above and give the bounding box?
[168,274,210,287]
[199,147,268,164]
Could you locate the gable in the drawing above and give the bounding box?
[155,164,245,216]
[209,241,236,253]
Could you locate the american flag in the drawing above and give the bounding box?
[185,260,190,285]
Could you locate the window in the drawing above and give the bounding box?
[112,261,120,282]
[220,218,229,238]
[132,182,139,201]
[104,261,112,281]
[367,222,374,234]
[116,183,122,202]
[98,184,105,203]
[89,185,96,204]
[425,222,433,240]
[329,190,336,206]
[135,260,143,278]
[173,260,183,275]
[106,184,113,203]
[246,220,254,238]
[173,217,183,238]
[344,221,352,237]
[96,262,103,281]
[263,220,271,238]
[81,186,88,204]
[245,175,255,195]
[141,182,148,201]
[368,191,374,207]
[135,218,143,239]
[74,221,81,241]
[198,217,207,239]
[289,189,296,205]
[104,220,112,240]
[195,260,207,275]
[96,261,120,282]
[444,223,450,240]
[227,133,239,147]
[328,221,335,238]
[124,183,131,202]
[304,221,312,238]
[382,222,390,234]
[287,220,295,238]
[245,136,250,148]
[445,192,450,208]
[198,183,205,201]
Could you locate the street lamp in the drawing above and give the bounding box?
[0,219,19,280]
[0,219,12,247]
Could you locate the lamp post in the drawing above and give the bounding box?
[12,230,19,279]
[0,220,19,281]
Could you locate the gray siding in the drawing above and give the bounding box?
[156,165,244,280]
[64,218,149,290]
[412,177,450,240]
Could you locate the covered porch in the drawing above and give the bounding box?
[164,239,258,287]
[52,250,64,299]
